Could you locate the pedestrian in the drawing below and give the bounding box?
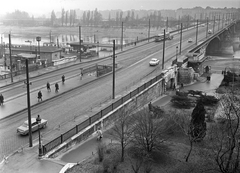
[55,83,59,92]
[37,91,42,102]
[62,75,65,83]
[97,128,103,141]
[181,83,184,88]
[173,83,176,91]
[0,94,4,106]
[46,82,51,92]
[80,71,83,80]
[148,102,153,112]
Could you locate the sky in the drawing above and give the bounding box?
[1,0,240,16]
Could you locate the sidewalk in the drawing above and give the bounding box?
[0,73,224,173]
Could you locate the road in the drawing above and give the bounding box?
[0,23,221,160]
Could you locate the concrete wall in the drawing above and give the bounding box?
[178,67,195,84]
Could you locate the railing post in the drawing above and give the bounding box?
[61,134,63,143]
[89,117,92,124]
[76,125,78,133]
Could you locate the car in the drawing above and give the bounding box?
[208,29,212,34]
[149,58,160,66]
[188,38,193,43]
[17,118,48,135]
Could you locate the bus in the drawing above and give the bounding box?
[155,32,173,42]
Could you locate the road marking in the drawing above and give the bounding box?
[128,51,159,69]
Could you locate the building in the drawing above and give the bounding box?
[5,46,62,68]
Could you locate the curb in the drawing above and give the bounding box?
[0,66,123,121]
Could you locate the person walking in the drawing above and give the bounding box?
[46,82,51,92]
[37,91,42,102]
[96,128,103,141]
[62,75,65,83]
[55,83,59,93]
[0,94,4,106]
[80,70,83,80]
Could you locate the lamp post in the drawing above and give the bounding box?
[97,41,99,56]
[25,40,32,50]
[195,20,199,45]
[36,36,41,60]
[36,115,43,157]
[112,40,116,99]
[206,17,209,38]
[49,30,52,43]
[176,46,178,64]
[25,57,33,147]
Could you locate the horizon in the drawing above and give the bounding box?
[1,0,240,17]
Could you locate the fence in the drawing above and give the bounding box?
[42,71,165,155]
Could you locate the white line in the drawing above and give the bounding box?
[128,51,159,69]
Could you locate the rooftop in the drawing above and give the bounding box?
[10,46,62,53]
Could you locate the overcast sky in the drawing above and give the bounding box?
[1,0,240,16]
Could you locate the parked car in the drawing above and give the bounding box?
[188,38,193,43]
[149,58,160,66]
[17,118,47,135]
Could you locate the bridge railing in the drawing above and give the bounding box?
[42,72,165,155]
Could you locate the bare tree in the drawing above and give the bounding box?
[207,94,240,173]
[108,106,135,162]
[132,108,165,154]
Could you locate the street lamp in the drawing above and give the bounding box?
[36,115,43,157]
[24,57,33,147]
[25,40,32,50]
[97,41,99,56]
[176,46,178,64]
[36,36,41,60]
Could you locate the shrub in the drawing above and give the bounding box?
[171,95,193,109]
[199,95,219,106]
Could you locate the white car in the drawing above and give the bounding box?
[188,38,193,43]
[149,58,160,66]
[17,118,47,135]
[208,29,212,34]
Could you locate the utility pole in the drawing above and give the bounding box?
[50,30,52,43]
[79,26,81,62]
[187,15,190,30]
[8,34,13,83]
[166,17,168,32]
[179,23,183,55]
[218,14,220,31]
[148,18,150,42]
[206,17,209,38]
[121,21,123,51]
[178,16,180,33]
[222,14,224,28]
[57,37,59,48]
[195,20,198,45]
[162,29,165,70]
[213,16,215,34]
[112,40,116,99]
[25,58,33,147]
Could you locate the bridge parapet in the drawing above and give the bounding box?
[181,20,239,65]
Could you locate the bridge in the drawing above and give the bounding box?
[183,19,240,64]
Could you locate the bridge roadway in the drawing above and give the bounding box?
[0,22,224,159]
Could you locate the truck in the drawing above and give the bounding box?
[155,32,173,42]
